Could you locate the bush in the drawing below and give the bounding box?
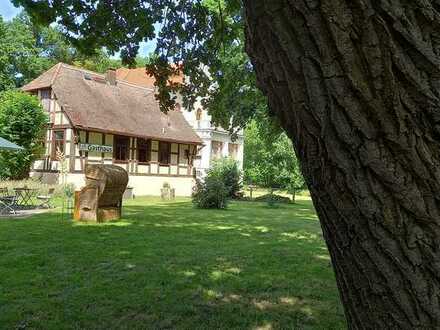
[254,193,291,204]
[192,157,242,209]
[0,90,47,179]
[209,158,242,198]
[192,176,228,209]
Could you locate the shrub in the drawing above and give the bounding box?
[192,157,242,209]
[254,193,291,204]
[209,158,242,198]
[192,176,228,209]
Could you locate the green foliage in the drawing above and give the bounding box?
[244,113,305,192]
[192,157,242,208]
[0,90,47,179]
[0,17,15,91]
[3,13,51,87]
[192,176,228,209]
[0,12,127,91]
[209,157,242,198]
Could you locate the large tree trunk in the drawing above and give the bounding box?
[244,0,440,328]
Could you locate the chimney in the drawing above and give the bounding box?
[106,68,117,86]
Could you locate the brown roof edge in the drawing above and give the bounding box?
[21,63,63,91]
[73,125,203,145]
[50,63,63,86]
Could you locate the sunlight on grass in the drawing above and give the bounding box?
[73,220,133,227]
[280,232,319,241]
[181,270,196,277]
[315,254,331,261]
[0,197,346,329]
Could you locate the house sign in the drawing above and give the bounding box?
[79,143,113,153]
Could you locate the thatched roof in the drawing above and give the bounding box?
[22,63,202,145]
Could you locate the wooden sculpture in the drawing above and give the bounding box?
[74,165,129,222]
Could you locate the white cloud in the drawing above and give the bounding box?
[0,0,21,21]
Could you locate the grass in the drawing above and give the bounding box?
[0,197,346,329]
[242,187,310,201]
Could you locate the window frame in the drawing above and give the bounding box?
[113,135,130,163]
[228,143,239,160]
[51,129,65,160]
[211,141,223,160]
[40,89,51,112]
[137,138,151,164]
[158,141,171,165]
[196,108,202,121]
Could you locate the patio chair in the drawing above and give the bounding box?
[0,187,17,215]
[37,188,55,208]
[0,187,9,198]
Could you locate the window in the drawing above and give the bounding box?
[158,141,170,165]
[137,138,151,163]
[114,136,130,162]
[228,143,239,160]
[211,141,223,160]
[196,108,202,121]
[52,130,65,159]
[40,89,51,112]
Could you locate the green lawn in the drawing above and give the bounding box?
[0,197,346,329]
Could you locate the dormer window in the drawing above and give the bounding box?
[40,89,51,112]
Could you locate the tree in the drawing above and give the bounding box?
[0,12,124,90]
[15,0,440,327]
[243,2,440,327]
[0,17,15,91]
[3,13,53,87]
[0,90,47,179]
[244,115,304,201]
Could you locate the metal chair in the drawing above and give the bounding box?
[37,188,55,208]
[0,187,9,198]
[0,187,17,215]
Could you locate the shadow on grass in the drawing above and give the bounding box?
[0,199,346,329]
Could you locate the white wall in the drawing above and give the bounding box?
[30,171,196,197]
[180,97,245,177]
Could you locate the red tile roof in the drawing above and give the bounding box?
[116,67,183,88]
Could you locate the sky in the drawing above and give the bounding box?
[0,0,156,57]
[0,0,21,21]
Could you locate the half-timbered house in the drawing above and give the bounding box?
[22,63,202,196]
[116,67,245,178]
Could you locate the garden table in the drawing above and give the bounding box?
[14,188,38,207]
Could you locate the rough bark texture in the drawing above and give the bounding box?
[244,1,440,328]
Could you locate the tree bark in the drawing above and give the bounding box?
[244,0,440,328]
